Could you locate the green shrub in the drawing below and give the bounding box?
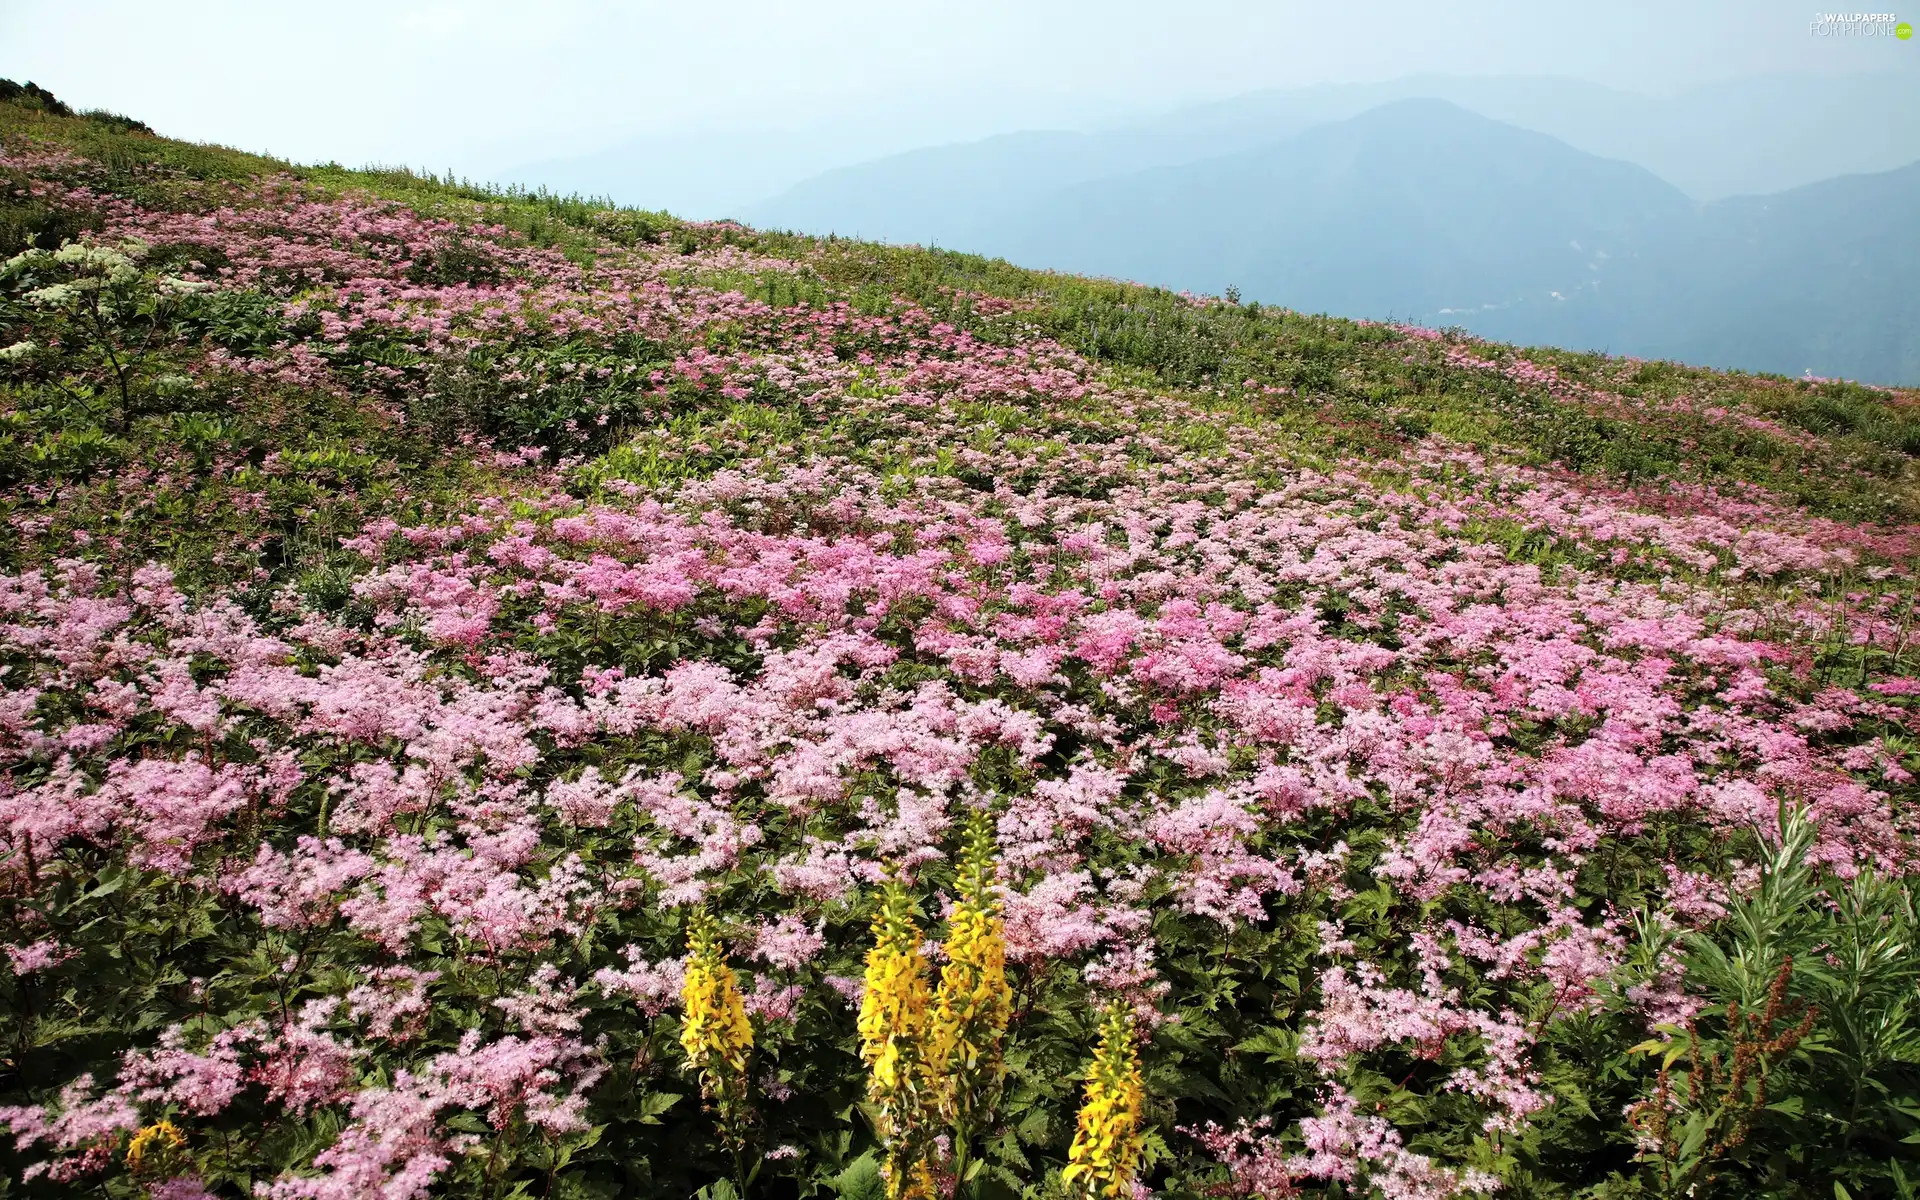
[1622,811,1920,1197]
[0,78,73,117]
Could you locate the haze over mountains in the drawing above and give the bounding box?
[927,100,1920,387]
[739,72,1920,234]
[718,72,1920,386]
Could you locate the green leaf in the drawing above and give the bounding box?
[972,1177,1021,1200]
[1231,1026,1297,1062]
[1014,1107,1051,1145]
[81,869,127,901]
[635,1090,682,1124]
[571,1123,607,1153]
[830,1152,884,1200]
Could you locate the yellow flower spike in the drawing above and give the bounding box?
[1063,1003,1148,1200]
[860,878,937,1200]
[679,909,754,1160]
[928,811,1013,1184]
[900,1157,940,1200]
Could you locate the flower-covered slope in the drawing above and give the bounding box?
[1,99,1918,1199]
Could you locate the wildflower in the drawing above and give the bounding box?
[125,1118,187,1178]
[859,879,937,1200]
[1063,1003,1148,1200]
[3,938,73,974]
[679,909,753,1157]
[928,811,1013,1178]
[23,282,80,306]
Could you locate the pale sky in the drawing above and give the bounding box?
[2,0,1912,175]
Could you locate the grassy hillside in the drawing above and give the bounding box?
[2,88,1919,1200]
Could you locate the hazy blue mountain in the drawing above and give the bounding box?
[727,131,1146,246]
[1151,72,1920,201]
[734,79,1920,384]
[493,87,1162,220]
[1630,163,1920,384]
[941,100,1918,384]
[736,79,1468,241]
[740,72,1920,241]
[740,76,1650,241]
[962,100,1693,326]
[1544,72,1920,200]
[524,71,1920,225]
[1103,74,1661,180]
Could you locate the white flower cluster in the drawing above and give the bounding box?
[2,238,151,306]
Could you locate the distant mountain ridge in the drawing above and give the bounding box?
[1106,72,1920,201]
[744,93,1920,385]
[959,101,1692,326]
[739,71,1920,241]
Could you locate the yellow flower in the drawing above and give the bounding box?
[125,1118,187,1178]
[679,909,753,1147]
[899,1157,939,1200]
[928,812,1013,1132]
[1062,1003,1148,1200]
[860,879,937,1200]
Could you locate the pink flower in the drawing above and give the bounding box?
[252,1000,360,1116]
[5,937,75,974]
[226,837,376,929]
[751,914,826,972]
[0,1073,139,1181]
[347,967,441,1042]
[118,1024,256,1116]
[593,946,686,1017]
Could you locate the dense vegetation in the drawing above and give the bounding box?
[1,85,1918,1200]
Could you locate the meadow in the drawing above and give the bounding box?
[1,86,1918,1199]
